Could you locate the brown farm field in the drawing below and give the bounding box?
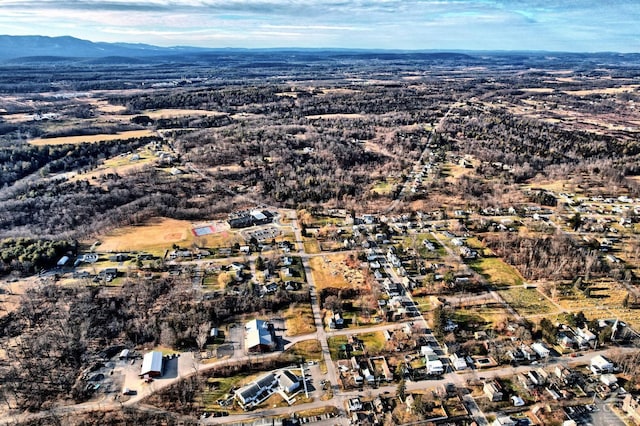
[93,217,238,255]
[308,254,353,291]
[94,218,195,254]
[29,129,156,146]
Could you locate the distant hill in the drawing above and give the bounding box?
[1,35,638,66]
[0,35,205,61]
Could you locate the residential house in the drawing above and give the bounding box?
[449,353,468,371]
[347,397,363,412]
[531,342,550,358]
[575,327,596,348]
[423,347,444,375]
[511,395,525,407]
[484,381,503,402]
[600,373,618,386]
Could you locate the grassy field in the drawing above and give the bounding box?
[200,374,249,413]
[285,339,322,362]
[93,217,237,255]
[29,129,155,146]
[371,178,399,196]
[411,295,434,314]
[498,287,558,317]
[308,254,352,291]
[284,303,317,336]
[554,280,640,329]
[469,256,524,287]
[327,336,348,360]
[303,238,321,254]
[452,303,512,328]
[358,331,386,354]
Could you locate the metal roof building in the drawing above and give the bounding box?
[140,351,163,377]
[245,319,276,353]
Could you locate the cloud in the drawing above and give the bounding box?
[0,0,637,51]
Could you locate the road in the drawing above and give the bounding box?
[290,210,341,392]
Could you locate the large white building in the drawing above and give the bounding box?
[245,319,276,353]
[590,354,614,375]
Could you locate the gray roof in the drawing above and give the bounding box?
[279,370,300,390]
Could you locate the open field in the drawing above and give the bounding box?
[302,238,321,254]
[308,254,352,291]
[452,303,512,329]
[498,286,558,317]
[284,339,322,362]
[95,218,195,254]
[95,218,241,255]
[554,280,640,329]
[469,256,524,287]
[284,303,317,337]
[29,129,156,146]
[371,179,398,195]
[200,374,249,413]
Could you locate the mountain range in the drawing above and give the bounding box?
[0,35,638,65]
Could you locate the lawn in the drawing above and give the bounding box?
[411,295,434,314]
[329,332,386,359]
[303,238,321,254]
[498,287,558,317]
[200,374,249,413]
[452,303,512,328]
[469,256,524,287]
[284,303,317,336]
[371,178,399,196]
[327,336,348,360]
[285,339,322,362]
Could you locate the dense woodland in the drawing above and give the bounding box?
[0,275,308,410]
[1,54,639,239]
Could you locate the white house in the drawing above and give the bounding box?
[511,395,525,407]
[449,353,468,371]
[423,346,444,375]
[591,355,614,374]
[531,342,550,358]
[348,397,363,412]
[600,373,618,386]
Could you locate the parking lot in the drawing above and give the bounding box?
[245,226,282,242]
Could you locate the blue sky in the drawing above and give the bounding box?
[0,1,638,51]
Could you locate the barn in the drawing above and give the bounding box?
[140,351,163,377]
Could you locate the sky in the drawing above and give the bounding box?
[0,0,638,52]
